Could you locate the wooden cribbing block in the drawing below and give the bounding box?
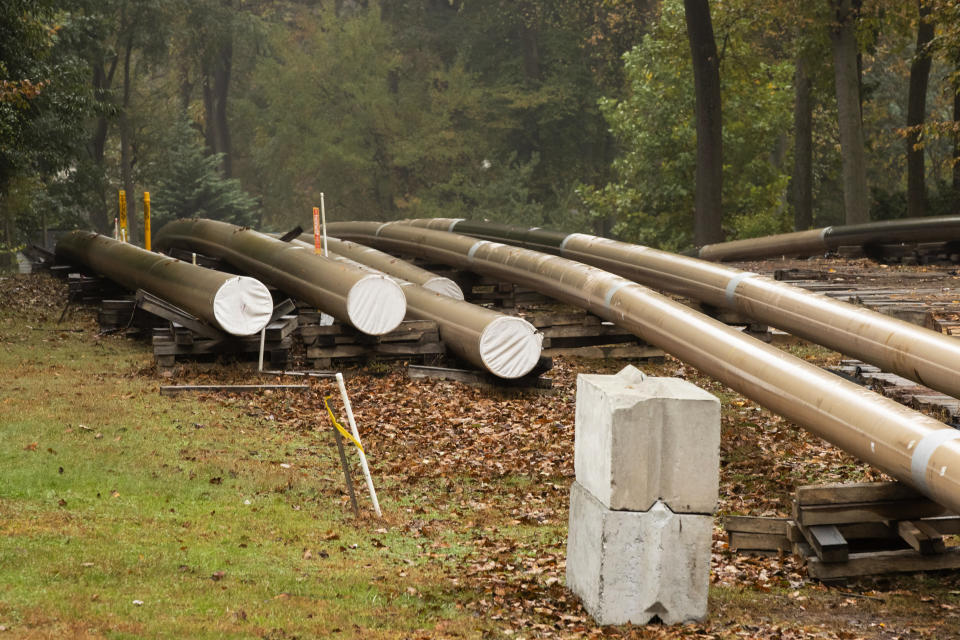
[802,525,848,563]
[897,520,946,555]
[795,481,923,505]
[724,516,792,553]
[805,548,960,580]
[793,500,950,526]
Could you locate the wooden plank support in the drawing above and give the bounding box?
[136,290,224,340]
[802,524,849,563]
[897,520,946,555]
[795,481,923,505]
[805,548,960,580]
[794,500,950,526]
[160,384,309,396]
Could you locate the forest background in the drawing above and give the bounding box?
[3,0,960,258]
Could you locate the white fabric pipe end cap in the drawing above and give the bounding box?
[213,276,274,336]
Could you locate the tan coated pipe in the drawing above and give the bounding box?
[55,230,273,335]
[406,218,960,403]
[327,220,960,514]
[297,234,464,300]
[698,228,829,261]
[154,219,406,335]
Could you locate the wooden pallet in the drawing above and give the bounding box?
[299,311,445,369]
[152,317,297,369]
[725,482,960,580]
[518,308,665,359]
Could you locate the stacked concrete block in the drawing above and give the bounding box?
[566,365,721,626]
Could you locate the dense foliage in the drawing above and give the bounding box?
[1,0,959,256]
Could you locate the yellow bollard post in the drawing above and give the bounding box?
[143,192,152,251]
[118,190,128,243]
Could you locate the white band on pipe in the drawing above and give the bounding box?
[447,218,465,232]
[374,222,391,237]
[911,428,960,492]
[467,240,491,260]
[604,281,631,308]
[725,272,757,304]
[559,232,586,254]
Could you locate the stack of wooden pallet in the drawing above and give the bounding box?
[152,314,298,369]
[725,482,960,580]
[97,298,137,332]
[521,308,664,359]
[464,275,551,308]
[299,311,444,369]
[63,272,124,303]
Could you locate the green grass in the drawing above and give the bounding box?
[0,309,480,639]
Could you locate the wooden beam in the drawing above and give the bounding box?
[160,385,309,396]
[897,520,946,555]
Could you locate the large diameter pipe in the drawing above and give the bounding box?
[288,239,541,378]
[154,219,405,335]
[297,234,464,300]
[55,230,272,335]
[407,218,960,402]
[697,214,960,261]
[327,220,960,514]
[698,228,829,261]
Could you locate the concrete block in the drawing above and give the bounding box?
[566,482,712,625]
[574,365,720,514]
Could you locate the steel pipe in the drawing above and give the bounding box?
[55,230,272,335]
[402,218,960,402]
[154,219,406,335]
[297,234,464,300]
[696,215,960,261]
[327,220,960,513]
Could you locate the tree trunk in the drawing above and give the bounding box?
[906,0,933,219]
[683,0,723,246]
[86,60,117,233]
[830,0,870,225]
[792,57,813,230]
[954,59,960,202]
[203,34,234,178]
[119,36,137,243]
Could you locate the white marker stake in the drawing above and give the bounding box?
[336,372,381,516]
[320,192,328,258]
[258,326,266,372]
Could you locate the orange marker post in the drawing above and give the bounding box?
[143,192,152,251]
[313,206,321,254]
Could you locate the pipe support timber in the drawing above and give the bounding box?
[154,219,405,335]
[55,230,272,335]
[326,220,960,514]
[288,239,541,378]
[406,218,960,403]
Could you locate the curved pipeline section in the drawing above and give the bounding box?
[289,239,541,378]
[326,220,960,514]
[401,218,960,402]
[154,219,406,336]
[697,215,960,261]
[55,230,272,336]
[297,234,464,300]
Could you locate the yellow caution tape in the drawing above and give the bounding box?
[323,396,364,454]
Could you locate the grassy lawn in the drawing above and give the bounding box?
[0,277,477,639]
[4,273,960,639]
